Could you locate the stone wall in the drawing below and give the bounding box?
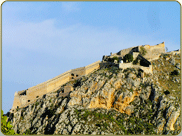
[140,42,165,60]
[70,67,85,79]
[85,61,101,75]
[168,49,181,55]
[133,52,139,60]
[12,61,101,109]
[112,46,139,58]
[119,63,153,74]
[110,42,165,61]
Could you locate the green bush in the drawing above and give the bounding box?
[1,110,16,135]
[123,54,133,63]
[170,70,179,76]
[133,59,138,65]
[108,56,119,63]
[164,90,170,95]
[23,129,32,135]
[112,56,119,62]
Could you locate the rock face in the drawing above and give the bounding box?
[7,53,181,135]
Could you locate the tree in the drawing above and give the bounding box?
[123,54,133,63]
[1,110,16,135]
[112,56,119,63]
[108,56,119,63]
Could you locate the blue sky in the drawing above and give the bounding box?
[2,2,180,113]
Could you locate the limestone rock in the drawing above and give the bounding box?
[8,61,181,135]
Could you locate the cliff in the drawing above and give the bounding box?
[6,52,181,135]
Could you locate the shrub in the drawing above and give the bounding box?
[24,129,32,135]
[1,110,16,135]
[74,80,81,87]
[35,101,39,106]
[133,59,138,65]
[123,54,133,63]
[112,56,119,62]
[108,56,119,63]
[170,70,179,76]
[164,90,170,95]
[138,68,144,73]
[139,46,147,56]
[108,58,113,62]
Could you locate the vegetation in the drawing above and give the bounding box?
[73,79,81,88]
[108,56,119,63]
[139,46,147,56]
[112,56,119,62]
[1,110,16,135]
[74,107,156,135]
[133,59,138,65]
[123,54,133,63]
[164,90,170,95]
[151,55,181,105]
[23,129,32,135]
[170,70,179,76]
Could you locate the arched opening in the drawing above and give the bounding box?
[28,100,30,102]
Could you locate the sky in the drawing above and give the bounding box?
[2,2,180,113]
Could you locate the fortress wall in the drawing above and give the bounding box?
[85,61,101,75]
[169,50,181,55]
[46,70,72,83]
[46,72,70,93]
[115,47,134,57]
[133,52,139,60]
[139,65,152,74]
[116,46,139,57]
[12,61,101,110]
[19,95,28,106]
[17,90,26,95]
[27,85,47,101]
[70,67,85,78]
[13,70,71,109]
[119,63,152,74]
[148,54,160,61]
[12,95,21,109]
[27,70,72,94]
[140,42,165,60]
[27,83,47,98]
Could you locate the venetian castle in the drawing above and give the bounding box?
[11,42,179,111]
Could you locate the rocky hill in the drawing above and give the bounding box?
[7,52,181,135]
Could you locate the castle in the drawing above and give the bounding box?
[11,42,167,111]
